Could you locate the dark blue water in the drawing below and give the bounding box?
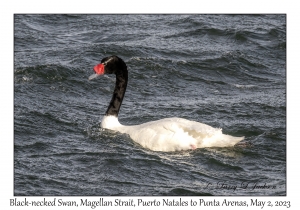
[14,14,286,196]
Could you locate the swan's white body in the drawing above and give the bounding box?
[101,115,244,152]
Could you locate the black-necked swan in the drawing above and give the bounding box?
[89,55,244,152]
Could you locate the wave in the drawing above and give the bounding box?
[15,64,73,82]
[164,188,213,196]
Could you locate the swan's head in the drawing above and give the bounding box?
[89,55,127,80]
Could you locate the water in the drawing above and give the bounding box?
[14,14,286,196]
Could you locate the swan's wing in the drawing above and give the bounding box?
[166,118,244,148]
[123,117,244,151]
[124,118,197,151]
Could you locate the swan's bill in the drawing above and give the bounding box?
[88,73,101,80]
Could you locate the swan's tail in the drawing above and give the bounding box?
[196,133,244,148]
[222,134,245,147]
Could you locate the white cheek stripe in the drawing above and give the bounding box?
[103,57,114,65]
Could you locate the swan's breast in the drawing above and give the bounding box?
[101,115,123,130]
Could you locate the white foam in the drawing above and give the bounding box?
[233,84,257,89]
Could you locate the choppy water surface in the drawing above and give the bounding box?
[14,14,286,196]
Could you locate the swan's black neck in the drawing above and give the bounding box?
[104,57,128,117]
